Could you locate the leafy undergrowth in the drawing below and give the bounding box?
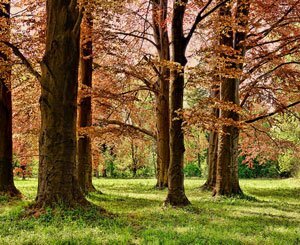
[0,178,299,244]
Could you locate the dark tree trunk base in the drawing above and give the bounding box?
[34,195,90,209]
[27,201,107,219]
[155,181,168,190]
[212,185,243,197]
[164,192,191,207]
[200,182,214,191]
[82,184,97,195]
[0,185,21,198]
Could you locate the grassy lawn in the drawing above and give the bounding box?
[0,178,299,244]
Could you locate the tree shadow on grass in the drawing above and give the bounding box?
[246,187,300,202]
[88,191,162,211]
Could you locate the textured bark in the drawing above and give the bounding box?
[214,0,249,196]
[201,86,219,191]
[164,0,190,206]
[77,9,95,194]
[152,0,170,189]
[36,0,88,208]
[0,1,21,197]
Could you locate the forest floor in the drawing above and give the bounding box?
[0,178,299,244]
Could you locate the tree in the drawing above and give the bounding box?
[200,0,299,195]
[201,87,219,191]
[77,1,96,194]
[152,0,170,189]
[165,0,229,206]
[164,0,190,206]
[35,0,88,207]
[213,0,249,196]
[0,0,21,197]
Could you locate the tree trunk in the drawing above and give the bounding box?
[77,7,95,194]
[0,0,21,197]
[202,132,218,190]
[36,0,88,208]
[201,87,219,191]
[164,0,190,206]
[214,0,249,196]
[101,167,106,178]
[152,0,170,189]
[131,140,138,178]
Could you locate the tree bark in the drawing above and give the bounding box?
[77,7,95,194]
[131,140,138,177]
[0,0,21,197]
[152,0,170,189]
[201,88,219,191]
[214,0,249,196]
[36,0,88,208]
[164,0,190,206]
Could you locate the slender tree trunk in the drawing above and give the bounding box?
[201,87,219,191]
[164,0,190,206]
[36,0,88,208]
[152,0,170,189]
[101,167,106,178]
[0,0,21,197]
[131,140,138,177]
[214,0,249,196]
[77,7,95,194]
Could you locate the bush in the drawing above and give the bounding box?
[184,163,202,177]
[238,157,280,179]
[278,151,300,178]
[136,167,155,178]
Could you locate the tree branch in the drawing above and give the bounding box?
[245,101,300,124]
[97,119,157,140]
[185,0,230,46]
[1,41,41,81]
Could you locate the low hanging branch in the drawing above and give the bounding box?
[245,100,300,124]
[1,41,41,81]
[97,119,157,140]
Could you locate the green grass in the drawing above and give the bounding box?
[0,178,299,244]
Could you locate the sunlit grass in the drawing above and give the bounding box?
[0,178,299,244]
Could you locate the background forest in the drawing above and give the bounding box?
[0,0,299,244]
[5,0,299,183]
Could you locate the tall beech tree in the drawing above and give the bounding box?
[165,0,229,206]
[0,0,21,197]
[214,0,244,196]
[200,0,250,195]
[152,0,170,189]
[77,3,96,194]
[36,0,88,207]
[202,0,299,195]
[165,0,190,206]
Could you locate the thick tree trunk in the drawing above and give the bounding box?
[164,0,190,206]
[36,0,88,208]
[77,9,95,194]
[201,88,219,191]
[0,1,21,197]
[214,0,249,196]
[152,0,170,189]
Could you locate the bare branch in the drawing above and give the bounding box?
[185,0,230,46]
[1,41,41,81]
[245,101,300,124]
[97,119,156,140]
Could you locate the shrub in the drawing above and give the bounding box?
[184,163,202,177]
[238,157,280,179]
